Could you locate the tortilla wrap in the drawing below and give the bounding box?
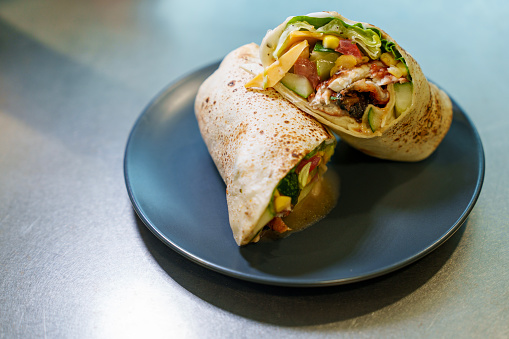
[195,43,335,245]
[254,11,452,162]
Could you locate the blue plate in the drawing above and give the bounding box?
[124,62,484,287]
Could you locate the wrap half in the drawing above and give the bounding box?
[195,43,336,246]
[247,11,452,161]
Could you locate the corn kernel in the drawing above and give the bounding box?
[388,65,404,78]
[274,195,292,213]
[360,56,370,64]
[330,54,357,76]
[396,61,408,77]
[323,35,340,50]
[380,52,397,66]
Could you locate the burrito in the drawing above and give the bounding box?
[195,43,336,246]
[246,11,452,161]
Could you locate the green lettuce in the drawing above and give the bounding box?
[273,16,382,59]
[368,27,411,79]
[367,28,404,63]
[273,20,316,58]
[286,16,335,28]
[272,15,410,78]
[316,19,382,59]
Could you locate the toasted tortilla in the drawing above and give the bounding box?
[194,43,335,245]
[259,11,453,161]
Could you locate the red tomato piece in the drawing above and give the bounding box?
[268,217,290,233]
[335,40,363,59]
[296,155,322,174]
[293,57,320,88]
[370,62,390,79]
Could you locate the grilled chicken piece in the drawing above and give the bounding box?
[308,61,394,119]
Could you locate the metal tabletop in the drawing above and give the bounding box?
[1,1,507,338]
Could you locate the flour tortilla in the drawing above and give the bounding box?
[259,11,452,161]
[195,43,335,245]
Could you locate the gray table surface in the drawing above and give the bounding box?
[1,1,507,338]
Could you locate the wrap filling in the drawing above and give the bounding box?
[250,139,335,242]
[247,16,414,133]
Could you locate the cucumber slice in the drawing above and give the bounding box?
[280,73,314,98]
[310,51,339,81]
[310,50,339,62]
[251,207,275,242]
[368,107,383,132]
[316,59,336,80]
[394,82,413,116]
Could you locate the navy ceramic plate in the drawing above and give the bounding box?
[124,62,484,287]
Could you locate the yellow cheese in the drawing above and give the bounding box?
[287,31,324,48]
[245,40,309,89]
[274,196,292,213]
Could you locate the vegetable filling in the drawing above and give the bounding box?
[251,140,335,242]
[247,16,414,133]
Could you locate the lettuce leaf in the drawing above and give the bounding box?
[273,21,316,58]
[368,27,411,79]
[274,16,382,60]
[316,19,382,59]
[272,15,410,78]
[286,16,335,29]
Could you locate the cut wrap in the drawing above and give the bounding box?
[249,11,452,161]
[195,43,336,246]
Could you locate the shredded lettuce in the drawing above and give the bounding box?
[286,16,335,28]
[368,27,411,80]
[274,16,382,60]
[274,15,416,69]
[273,21,316,58]
[316,19,382,59]
[368,28,403,62]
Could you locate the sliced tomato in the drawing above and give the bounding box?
[293,57,320,88]
[296,155,322,174]
[335,40,363,59]
[268,217,290,233]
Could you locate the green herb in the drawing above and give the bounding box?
[330,96,339,101]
